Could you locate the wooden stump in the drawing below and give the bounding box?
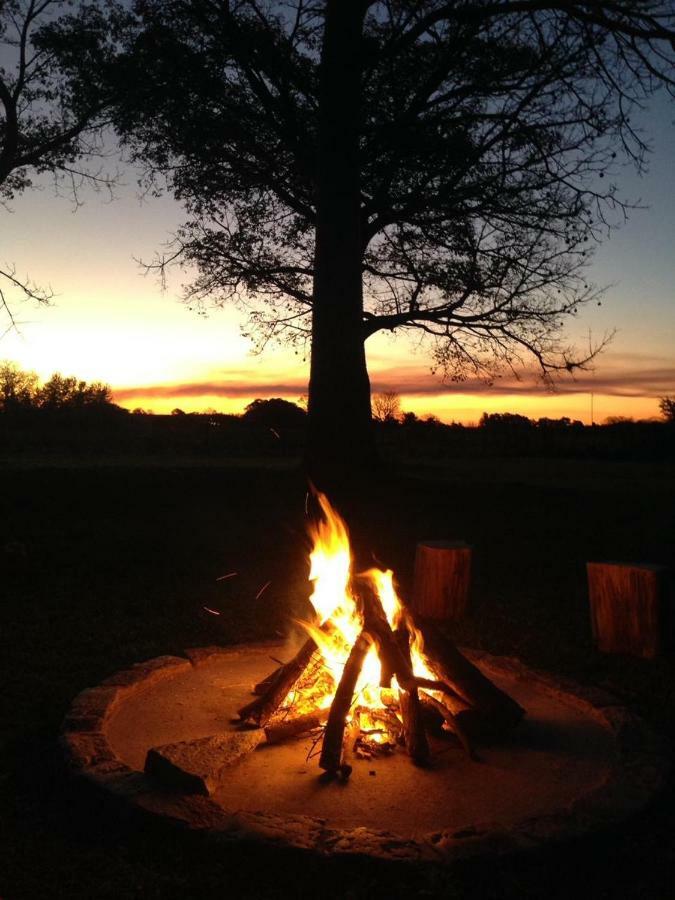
[412,541,472,622]
[587,561,670,659]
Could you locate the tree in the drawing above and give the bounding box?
[242,397,306,428]
[0,359,38,411]
[36,372,114,409]
[372,390,402,423]
[479,411,533,429]
[105,1,675,477]
[0,0,131,333]
[659,397,675,422]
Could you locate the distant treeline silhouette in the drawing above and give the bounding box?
[1,363,673,461]
[0,362,117,415]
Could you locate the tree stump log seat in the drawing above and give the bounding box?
[412,540,472,622]
[587,561,671,659]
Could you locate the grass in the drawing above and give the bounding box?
[1,456,674,898]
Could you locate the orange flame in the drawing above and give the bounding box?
[289,492,436,724]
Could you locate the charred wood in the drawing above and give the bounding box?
[410,613,524,736]
[238,638,317,727]
[319,632,371,775]
[264,708,329,744]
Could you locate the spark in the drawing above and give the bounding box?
[202,606,221,616]
[216,572,238,581]
[255,580,272,600]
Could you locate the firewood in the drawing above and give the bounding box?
[412,540,472,621]
[399,689,430,765]
[264,708,329,744]
[338,708,362,778]
[253,665,285,696]
[394,621,430,765]
[238,638,317,727]
[319,632,371,775]
[419,691,473,756]
[587,561,670,659]
[418,695,448,736]
[409,613,524,736]
[362,592,415,687]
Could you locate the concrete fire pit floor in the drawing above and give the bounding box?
[62,643,669,863]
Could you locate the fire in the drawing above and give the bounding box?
[238,490,525,773]
[290,492,432,731]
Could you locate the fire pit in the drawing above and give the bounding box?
[61,495,669,863]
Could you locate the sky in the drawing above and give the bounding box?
[2,98,674,425]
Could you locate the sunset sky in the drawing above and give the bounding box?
[2,95,674,425]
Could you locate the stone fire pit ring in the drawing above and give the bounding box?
[60,643,669,864]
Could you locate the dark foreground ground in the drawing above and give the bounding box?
[1,456,674,899]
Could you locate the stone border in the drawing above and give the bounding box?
[60,644,670,864]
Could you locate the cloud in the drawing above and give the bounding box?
[113,380,308,401]
[112,356,675,404]
[369,363,675,398]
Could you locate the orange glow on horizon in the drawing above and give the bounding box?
[110,386,662,425]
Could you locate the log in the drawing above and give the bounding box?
[412,540,472,622]
[394,621,430,766]
[339,709,362,778]
[238,638,317,727]
[418,695,446,736]
[410,614,525,736]
[319,632,371,774]
[419,691,473,755]
[253,665,286,696]
[588,561,671,659]
[264,708,329,745]
[399,690,430,765]
[362,593,414,687]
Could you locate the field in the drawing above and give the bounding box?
[1,456,674,898]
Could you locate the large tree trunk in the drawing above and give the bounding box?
[306,0,377,486]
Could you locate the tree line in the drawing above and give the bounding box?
[0,361,116,414]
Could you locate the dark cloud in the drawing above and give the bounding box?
[114,380,307,400]
[113,358,675,403]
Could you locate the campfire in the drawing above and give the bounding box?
[237,492,524,778]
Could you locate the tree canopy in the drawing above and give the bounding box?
[0,360,115,412]
[0,0,131,331]
[111,0,674,385]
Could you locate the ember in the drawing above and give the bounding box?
[238,493,524,778]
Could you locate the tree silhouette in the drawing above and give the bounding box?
[372,390,402,423]
[242,397,306,429]
[104,1,674,475]
[0,359,38,411]
[36,372,113,409]
[0,0,131,333]
[659,397,675,422]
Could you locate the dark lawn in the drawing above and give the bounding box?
[1,456,674,898]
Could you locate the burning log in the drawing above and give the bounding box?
[399,690,429,765]
[409,613,524,737]
[339,708,362,778]
[418,694,449,736]
[362,591,414,686]
[238,638,317,727]
[264,708,329,745]
[319,632,371,776]
[253,665,285,696]
[394,621,430,766]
